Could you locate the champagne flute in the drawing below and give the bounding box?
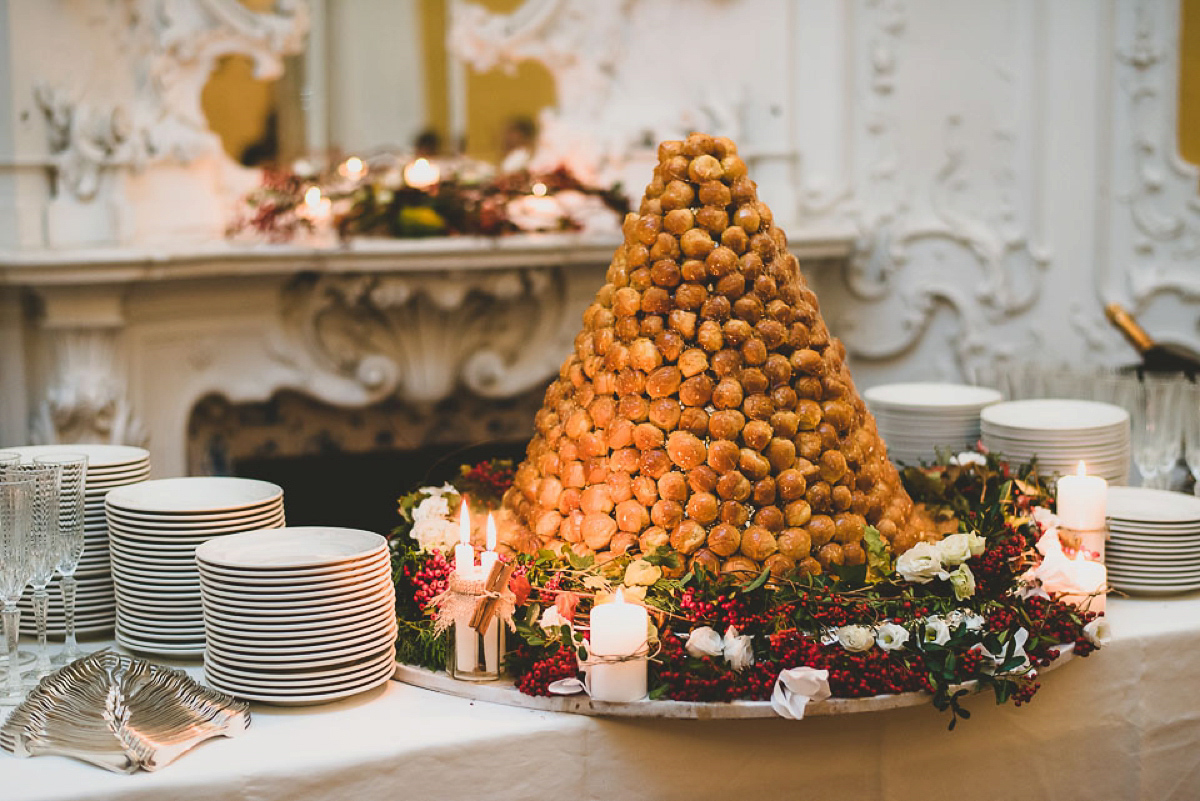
[1183,384,1200,495]
[0,476,32,704]
[36,454,87,665]
[8,463,61,683]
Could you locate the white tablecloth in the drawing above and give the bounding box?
[5,594,1200,801]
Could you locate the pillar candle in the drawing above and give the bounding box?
[588,588,648,702]
[481,513,501,674]
[452,500,478,672]
[1057,461,1107,531]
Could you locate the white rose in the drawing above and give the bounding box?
[771,667,831,720]
[623,559,662,587]
[967,532,987,557]
[974,628,1031,675]
[948,564,977,601]
[722,626,755,671]
[948,610,985,632]
[938,533,974,566]
[539,606,570,632]
[950,451,987,467]
[875,622,910,651]
[1083,617,1112,647]
[685,626,725,659]
[895,542,944,584]
[836,625,875,653]
[922,616,951,646]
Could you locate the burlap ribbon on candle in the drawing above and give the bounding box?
[430,573,516,636]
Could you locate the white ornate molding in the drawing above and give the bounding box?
[278,268,573,406]
[810,0,1051,381]
[1105,0,1200,310]
[31,329,146,447]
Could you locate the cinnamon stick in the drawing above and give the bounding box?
[470,559,516,632]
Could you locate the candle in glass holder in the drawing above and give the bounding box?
[1057,461,1107,531]
[1059,554,1107,614]
[480,513,502,673]
[452,500,478,674]
[404,157,440,189]
[588,588,648,702]
[339,156,367,182]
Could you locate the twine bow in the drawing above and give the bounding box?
[431,571,516,636]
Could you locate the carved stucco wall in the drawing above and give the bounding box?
[450,0,1200,386]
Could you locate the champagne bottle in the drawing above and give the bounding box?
[1105,303,1200,377]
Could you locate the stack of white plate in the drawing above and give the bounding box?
[980,399,1131,483]
[9,444,150,638]
[864,383,1003,466]
[1105,486,1200,595]
[105,477,285,657]
[197,527,397,705]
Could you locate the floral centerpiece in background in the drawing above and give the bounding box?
[389,452,1107,727]
[227,157,629,244]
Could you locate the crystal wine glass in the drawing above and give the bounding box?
[1144,376,1186,489]
[1183,384,1200,495]
[9,464,61,684]
[36,454,87,665]
[0,476,32,704]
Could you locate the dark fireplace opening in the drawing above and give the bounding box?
[235,440,532,536]
[188,385,548,537]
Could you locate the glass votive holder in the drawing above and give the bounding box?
[447,619,505,682]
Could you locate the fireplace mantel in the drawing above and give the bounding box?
[0,230,854,479]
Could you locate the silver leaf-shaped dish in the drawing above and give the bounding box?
[1,649,250,773]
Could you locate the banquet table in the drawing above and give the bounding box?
[4,594,1199,801]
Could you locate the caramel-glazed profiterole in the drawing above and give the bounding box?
[501,133,937,578]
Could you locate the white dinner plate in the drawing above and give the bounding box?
[105,477,283,515]
[195,527,387,570]
[203,647,395,686]
[199,578,393,609]
[204,631,396,670]
[864,383,1002,409]
[201,592,395,626]
[105,505,285,531]
[195,553,389,583]
[4,444,150,468]
[203,614,395,650]
[202,656,395,704]
[196,560,391,593]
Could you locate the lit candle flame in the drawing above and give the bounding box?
[403,157,441,189]
[486,512,497,551]
[303,186,323,208]
[531,182,548,196]
[1076,461,1087,476]
[340,156,366,181]
[614,586,625,605]
[458,499,470,545]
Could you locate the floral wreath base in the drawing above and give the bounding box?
[392,644,1075,720]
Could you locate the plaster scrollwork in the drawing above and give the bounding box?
[31,330,146,447]
[34,0,308,199]
[280,268,571,407]
[447,0,743,187]
[827,0,1049,377]
[1108,0,1200,305]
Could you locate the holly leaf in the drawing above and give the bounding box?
[740,566,771,594]
[863,525,892,582]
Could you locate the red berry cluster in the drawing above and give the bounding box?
[970,537,1027,597]
[409,549,452,611]
[458,459,516,501]
[678,590,778,633]
[1019,595,1095,663]
[770,629,929,698]
[538,572,565,605]
[652,634,778,702]
[514,645,580,696]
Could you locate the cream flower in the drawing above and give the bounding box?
[723,626,755,671]
[539,606,570,632]
[938,533,974,566]
[836,625,875,652]
[950,451,987,467]
[624,559,662,587]
[895,541,944,584]
[947,564,977,601]
[922,616,951,646]
[1083,617,1112,647]
[948,610,985,631]
[875,622,910,651]
[685,626,725,659]
[967,531,987,557]
[771,667,831,720]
